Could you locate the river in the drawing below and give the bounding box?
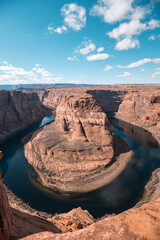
[0,116,160,218]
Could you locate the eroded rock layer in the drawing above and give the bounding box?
[0,90,51,144]
[0,179,12,240]
[51,207,95,233]
[25,93,115,193]
[21,197,160,240]
[116,91,160,143]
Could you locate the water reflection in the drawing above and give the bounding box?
[111,119,159,148]
[0,117,159,218]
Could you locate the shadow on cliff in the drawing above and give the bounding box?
[86,90,126,113]
[11,207,61,239]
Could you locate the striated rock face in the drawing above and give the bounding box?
[0,179,12,240]
[52,207,95,233]
[21,197,160,240]
[55,93,114,145]
[86,89,126,112]
[117,91,160,144]
[25,93,115,193]
[38,89,65,112]
[0,90,51,144]
[118,92,160,127]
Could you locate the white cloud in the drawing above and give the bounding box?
[156,67,160,70]
[90,0,134,24]
[48,23,68,34]
[0,62,63,84]
[104,64,112,71]
[0,63,36,79]
[47,4,86,34]
[67,56,78,61]
[32,65,52,77]
[148,34,155,41]
[116,71,133,77]
[86,53,110,61]
[61,4,86,31]
[118,58,160,68]
[151,71,160,78]
[147,19,160,29]
[107,5,160,50]
[115,38,139,50]
[97,47,104,52]
[77,40,96,55]
[141,68,145,71]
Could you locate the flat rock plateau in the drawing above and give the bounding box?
[0,84,160,240]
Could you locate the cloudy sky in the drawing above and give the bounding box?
[0,0,160,85]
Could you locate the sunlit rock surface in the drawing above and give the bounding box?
[25,93,115,193]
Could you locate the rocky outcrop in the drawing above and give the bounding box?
[55,93,114,145]
[20,197,160,240]
[86,89,126,112]
[38,89,65,112]
[116,91,160,144]
[117,92,160,126]
[38,88,126,114]
[52,207,95,233]
[10,207,61,240]
[0,90,51,144]
[0,179,12,240]
[24,93,122,194]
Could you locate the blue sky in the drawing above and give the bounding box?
[0,0,160,85]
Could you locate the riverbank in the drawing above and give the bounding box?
[1,114,160,224]
[115,113,160,146]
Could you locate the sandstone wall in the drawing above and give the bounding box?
[0,90,51,144]
[118,92,160,127]
[20,197,160,240]
[0,179,12,240]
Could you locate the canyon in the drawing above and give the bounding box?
[0,90,51,144]
[24,93,129,194]
[0,85,160,240]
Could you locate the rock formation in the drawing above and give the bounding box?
[0,90,51,144]
[0,179,12,240]
[116,91,160,144]
[51,207,95,233]
[38,89,65,112]
[25,93,119,193]
[20,196,160,240]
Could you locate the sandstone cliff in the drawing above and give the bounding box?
[116,91,160,144]
[0,90,51,144]
[20,196,160,240]
[51,207,95,233]
[38,89,65,112]
[0,179,12,240]
[24,93,121,193]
